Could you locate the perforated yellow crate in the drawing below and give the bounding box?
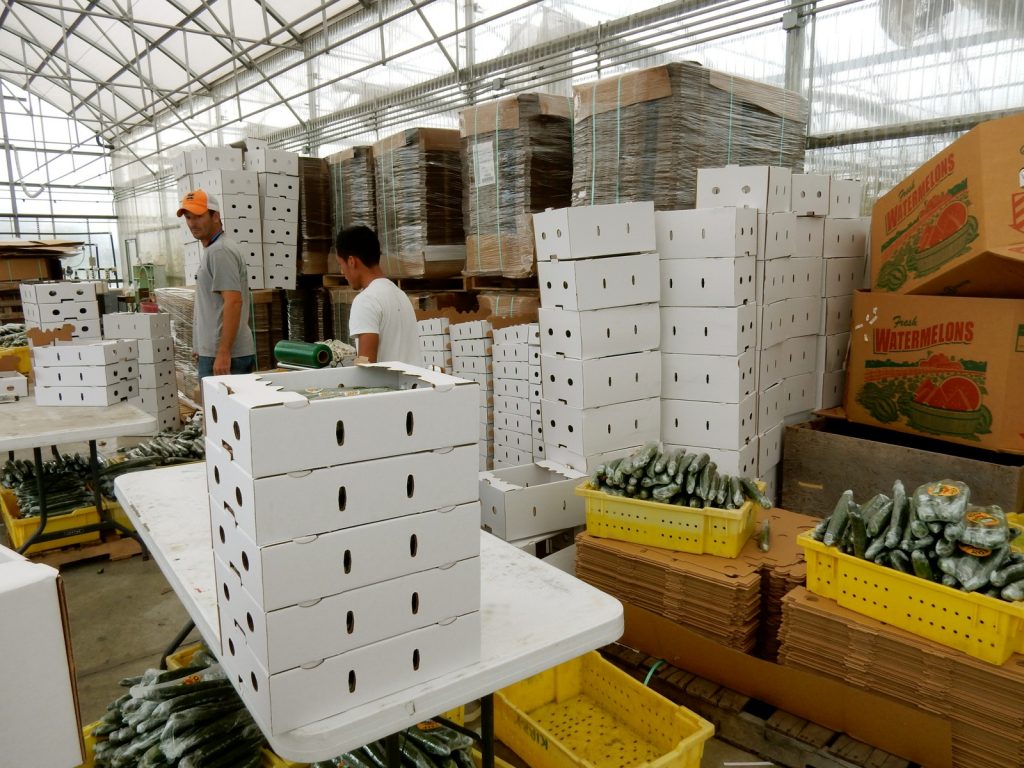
[800,532,1024,665]
[495,651,713,768]
[576,483,756,557]
[0,488,102,554]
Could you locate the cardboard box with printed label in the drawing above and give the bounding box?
[823,217,868,259]
[35,379,139,407]
[533,202,656,261]
[660,257,756,307]
[541,398,660,457]
[541,351,660,409]
[102,312,173,340]
[655,207,758,259]
[661,394,757,451]
[846,290,1024,453]
[870,114,1024,297]
[661,350,756,403]
[32,339,138,367]
[539,304,659,359]
[539,252,660,310]
[793,215,825,259]
[34,360,138,388]
[758,257,823,304]
[696,165,792,213]
[479,461,586,540]
[660,304,756,355]
[791,174,831,217]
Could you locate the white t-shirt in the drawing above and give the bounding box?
[348,277,423,367]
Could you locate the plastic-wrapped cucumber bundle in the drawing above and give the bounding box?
[310,719,476,768]
[914,479,970,523]
[327,145,377,232]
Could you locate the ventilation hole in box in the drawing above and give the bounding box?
[546,281,552,289]
[218,525,226,544]
[228,638,235,656]
[347,610,355,633]
[235,487,242,506]
[631,274,636,286]
[706,374,710,384]
[705,420,710,431]
[634,372,639,383]
[250,673,258,692]
[222,582,230,600]
[406,411,414,436]
[413,649,421,671]
[710,187,720,196]
[338,487,347,511]
[633,324,638,335]
[410,534,418,557]
[247,612,255,632]
[343,549,352,574]
[596,225,601,236]
[566,330,573,339]
[407,474,415,498]
[606,328,610,339]
[567,425,574,433]
[672,326,677,336]
[634,419,638,429]
[607,424,612,434]
[562,281,569,290]
[742,184,751,194]
[669,230,675,241]
[241,551,249,571]
[704,327,709,337]
[233,421,241,440]
[214,466,220,484]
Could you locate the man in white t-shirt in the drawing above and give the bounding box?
[336,225,423,367]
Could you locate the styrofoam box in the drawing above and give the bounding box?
[541,350,660,410]
[495,378,529,399]
[654,207,757,259]
[660,257,755,308]
[823,256,867,298]
[262,220,297,245]
[420,335,450,352]
[193,169,257,197]
[135,337,174,365]
[32,339,137,367]
[791,174,830,217]
[816,369,846,410]
[189,147,243,174]
[529,365,542,385]
[258,172,299,200]
[479,461,586,541]
[758,382,784,433]
[418,318,449,335]
[495,394,530,417]
[34,379,138,407]
[532,438,546,461]
[494,446,533,467]
[759,257,823,304]
[37,318,102,339]
[24,300,98,324]
[757,342,785,392]
[757,211,797,260]
[533,201,656,261]
[203,365,478,478]
[20,280,98,304]
[538,252,660,311]
[529,383,542,403]
[495,411,531,436]
[261,196,299,223]
[247,149,299,175]
[783,372,817,417]
[495,428,532,452]
[216,551,478,675]
[820,294,854,336]
[758,423,783,473]
[817,332,850,373]
[542,444,636,475]
[823,218,868,260]
[102,312,173,340]
[459,371,493,389]
[220,194,260,221]
[782,334,818,378]
[221,606,479,736]
[829,180,864,219]
[759,297,821,349]
[539,304,659,360]
[452,339,490,357]
[263,244,296,268]
[696,165,791,213]
[138,384,177,414]
[793,215,825,259]
[139,360,175,390]
[0,371,28,398]
[661,394,756,451]
[542,398,659,457]
[664,441,759,477]
[661,304,756,356]
[34,360,137,388]
[236,241,264,266]
[661,350,755,404]
[453,356,491,376]
[450,320,492,341]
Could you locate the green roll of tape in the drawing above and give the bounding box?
[274,340,333,368]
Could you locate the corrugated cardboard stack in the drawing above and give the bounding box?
[373,128,466,279]
[19,281,102,340]
[202,364,482,737]
[459,93,573,278]
[327,146,376,232]
[491,323,534,468]
[297,157,333,277]
[533,202,661,474]
[250,290,286,369]
[779,586,1024,768]
[102,312,178,433]
[450,318,494,470]
[31,340,139,407]
[571,63,807,210]
[252,146,300,291]
[0,239,67,283]
[417,317,452,374]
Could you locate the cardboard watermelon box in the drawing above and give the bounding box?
[870,113,1024,297]
[845,290,1024,454]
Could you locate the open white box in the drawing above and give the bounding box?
[450,320,492,341]
[258,172,300,200]
[34,360,137,388]
[661,350,755,404]
[661,394,756,451]
[533,201,656,261]
[822,218,868,259]
[202,364,478,478]
[660,304,756,355]
[829,180,864,219]
[102,312,173,340]
[539,304,659,360]
[817,332,850,373]
[32,339,138,367]
[696,165,792,213]
[660,257,755,307]
[34,379,138,407]
[479,461,586,541]
[193,169,258,196]
[538,252,659,310]
[541,350,659,409]
[757,211,796,260]
[654,207,757,259]
[816,370,846,410]
[823,256,867,297]
[541,398,659,457]
[792,215,825,259]
[819,294,854,336]
[759,257,823,304]
[261,196,299,223]
[0,371,28,398]
[782,334,818,378]
[758,422,783,473]
[492,344,529,363]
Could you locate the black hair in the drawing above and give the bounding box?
[335,225,381,267]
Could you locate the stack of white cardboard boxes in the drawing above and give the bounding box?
[534,202,662,474]
[450,319,494,470]
[19,281,102,340]
[491,323,535,468]
[202,364,481,736]
[527,323,544,462]
[103,312,179,433]
[417,317,453,374]
[249,140,301,291]
[32,340,139,407]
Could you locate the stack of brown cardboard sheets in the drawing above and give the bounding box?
[327,146,376,232]
[0,239,78,282]
[250,289,286,368]
[298,157,333,275]
[779,587,1024,768]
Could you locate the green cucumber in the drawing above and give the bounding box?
[911,549,935,581]
[889,550,913,574]
[824,491,853,547]
[865,500,893,538]
[698,462,716,500]
[740,477,772,509]
[864,536,887,562]
[674,453,695,485]
[810,517,830,542]
[991,563,1024,588]
[665,449,683,477]
[652,483,681,502]
[885,481,908,549]
[848,506,868,559]
[730,476,744,508]
[941,574,959,588]
[715,474,729,507]
[1001,582,1024,601]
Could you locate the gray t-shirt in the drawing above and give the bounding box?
[193,233,256,358]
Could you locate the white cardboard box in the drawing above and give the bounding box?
[539,304,659,360]
[189,147,243,173]
[495,411,531,436]
[529,383,542,403]
[541,398,660,457]
[32,339,138,367]
[829,180,864,219]
[783,372,817,416]
[541,444,637,475]
[792,215,825,259]
[263,244,296,268]
[663,441,759,477]
[102,312,173,340]
[236,240,264,266]
[192,169,258,196]
[262,220,297,245]
[493,445,533,467]
[261,196,299,223]
[492,325,529,345]
[660,257,756,307]
[221,193,260,220]
[458,371,493,389]
[538,252,660,310]
[453,356,491,376]
[532,438,546,461]
[205,366,478,478]
[20,280,98,305]
[791,174,831,216]
[758,423,783,473]
[758,382,784,433]
[138,384,177,414]
[0,371,28,398]
[226,220,261,241]
[494,428,532,452]
[757,211,797,260]
[247,149,300,175]
[136,336,175,364]
[452,339,491,357]
[138,360,175,390]
[156,404,180,432]
[817,332,850,373]
[38,318,102,339]
[540,351,660,409]
[660,304,756,355]
[184,242,202,286]
[529,365,542,385]
[0,547,83,768]
[820,294,855,336]
[450,320,492,341]
[696,165,792,213]
[495,394,530,417]
[246,264,266,291]
[479,461,586,541]
[533,202,656,261]
[759,257,823,304]
[417,318,449,335]
[823,256,867,297]
[25,300,98,324]
[492,343,529,363]
[816,369,846,410]
[265,266,295,291]
[782,334,819,378]
[757,342,785,392]
[822,218,868,260]
[759,297,821,349]
[661,394,756,451]
[495,378,529,399]
[34,360,138,388]
[34,379,138,406]
[258,172,300,200]
[654,207,757,259]
[661,350,756,404]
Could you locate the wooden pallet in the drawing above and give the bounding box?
[28,533,142,569]
[601,644,914,768]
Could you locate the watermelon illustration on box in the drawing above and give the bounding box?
[846,290,1024,455]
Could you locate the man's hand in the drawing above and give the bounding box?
[213,349,231,376]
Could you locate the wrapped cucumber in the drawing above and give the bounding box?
[824,490,853,547]
[730,476,744,508]
[941,574,959,588]
[653,483,681,502]
[740,477,773,509]
[958,505,1009,549]
[674,453,695,485]
[698,462,717,500]
[935,537,956,557]
[715,474,729,507]
[911,549,936,581]
[914,480,970,523]
[885,482,909,549]
[865,499,893,538]
[665,449,683,477]
[889,549,913,574]
[864,536,887,562]
[632,442,660,473]
[1002,582,1024,602]
[991,562,1024,588]
[848,505,868,559]
[956,546,1009,592]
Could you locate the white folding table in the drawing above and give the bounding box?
[114,462,623,764]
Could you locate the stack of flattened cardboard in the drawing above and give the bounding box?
[779,587,1024,768]
[250,289,286,369]
[327,146,377,233]
[298,157,333,276]
[0,240,77,282]
[571,63,807,211]
[154,286,198,400]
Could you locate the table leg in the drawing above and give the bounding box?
[90,440,145,552]
[160,619,196,669]
[385,732,401,767]
[481,694,495,768]
[16,447,49,554]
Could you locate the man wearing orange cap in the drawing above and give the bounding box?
[177,189,256,379]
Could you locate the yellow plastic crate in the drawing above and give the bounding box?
[0,487,102,554]
[0,345,31,375]
[800,531,1024,665]
[495,651,713,768]
[576,483,756,558]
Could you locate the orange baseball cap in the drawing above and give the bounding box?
[176,189,221,217]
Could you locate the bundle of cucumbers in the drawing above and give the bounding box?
[1,453,96,517]
[0,323,27,348]
[92,649,265,768]
[310,720,477,768]
[95,419,206,497]
[810,479,1024,602]
[587,442,773,510]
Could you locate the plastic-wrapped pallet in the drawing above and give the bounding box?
[327,146,376,232]
[571,63,807,210]
[491,323,535,468]
[476,291,541,319]
[154,287,198,401]
[533,202,662,474]
[102,312,179,433]
[459,94,573,278]
[450,318,493,470]
[31,339,139,407]
[19,280,102,340]
[373,128,466,279]
[297,156,333,277]
[202,364,481,736]
[417,317,452,375]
